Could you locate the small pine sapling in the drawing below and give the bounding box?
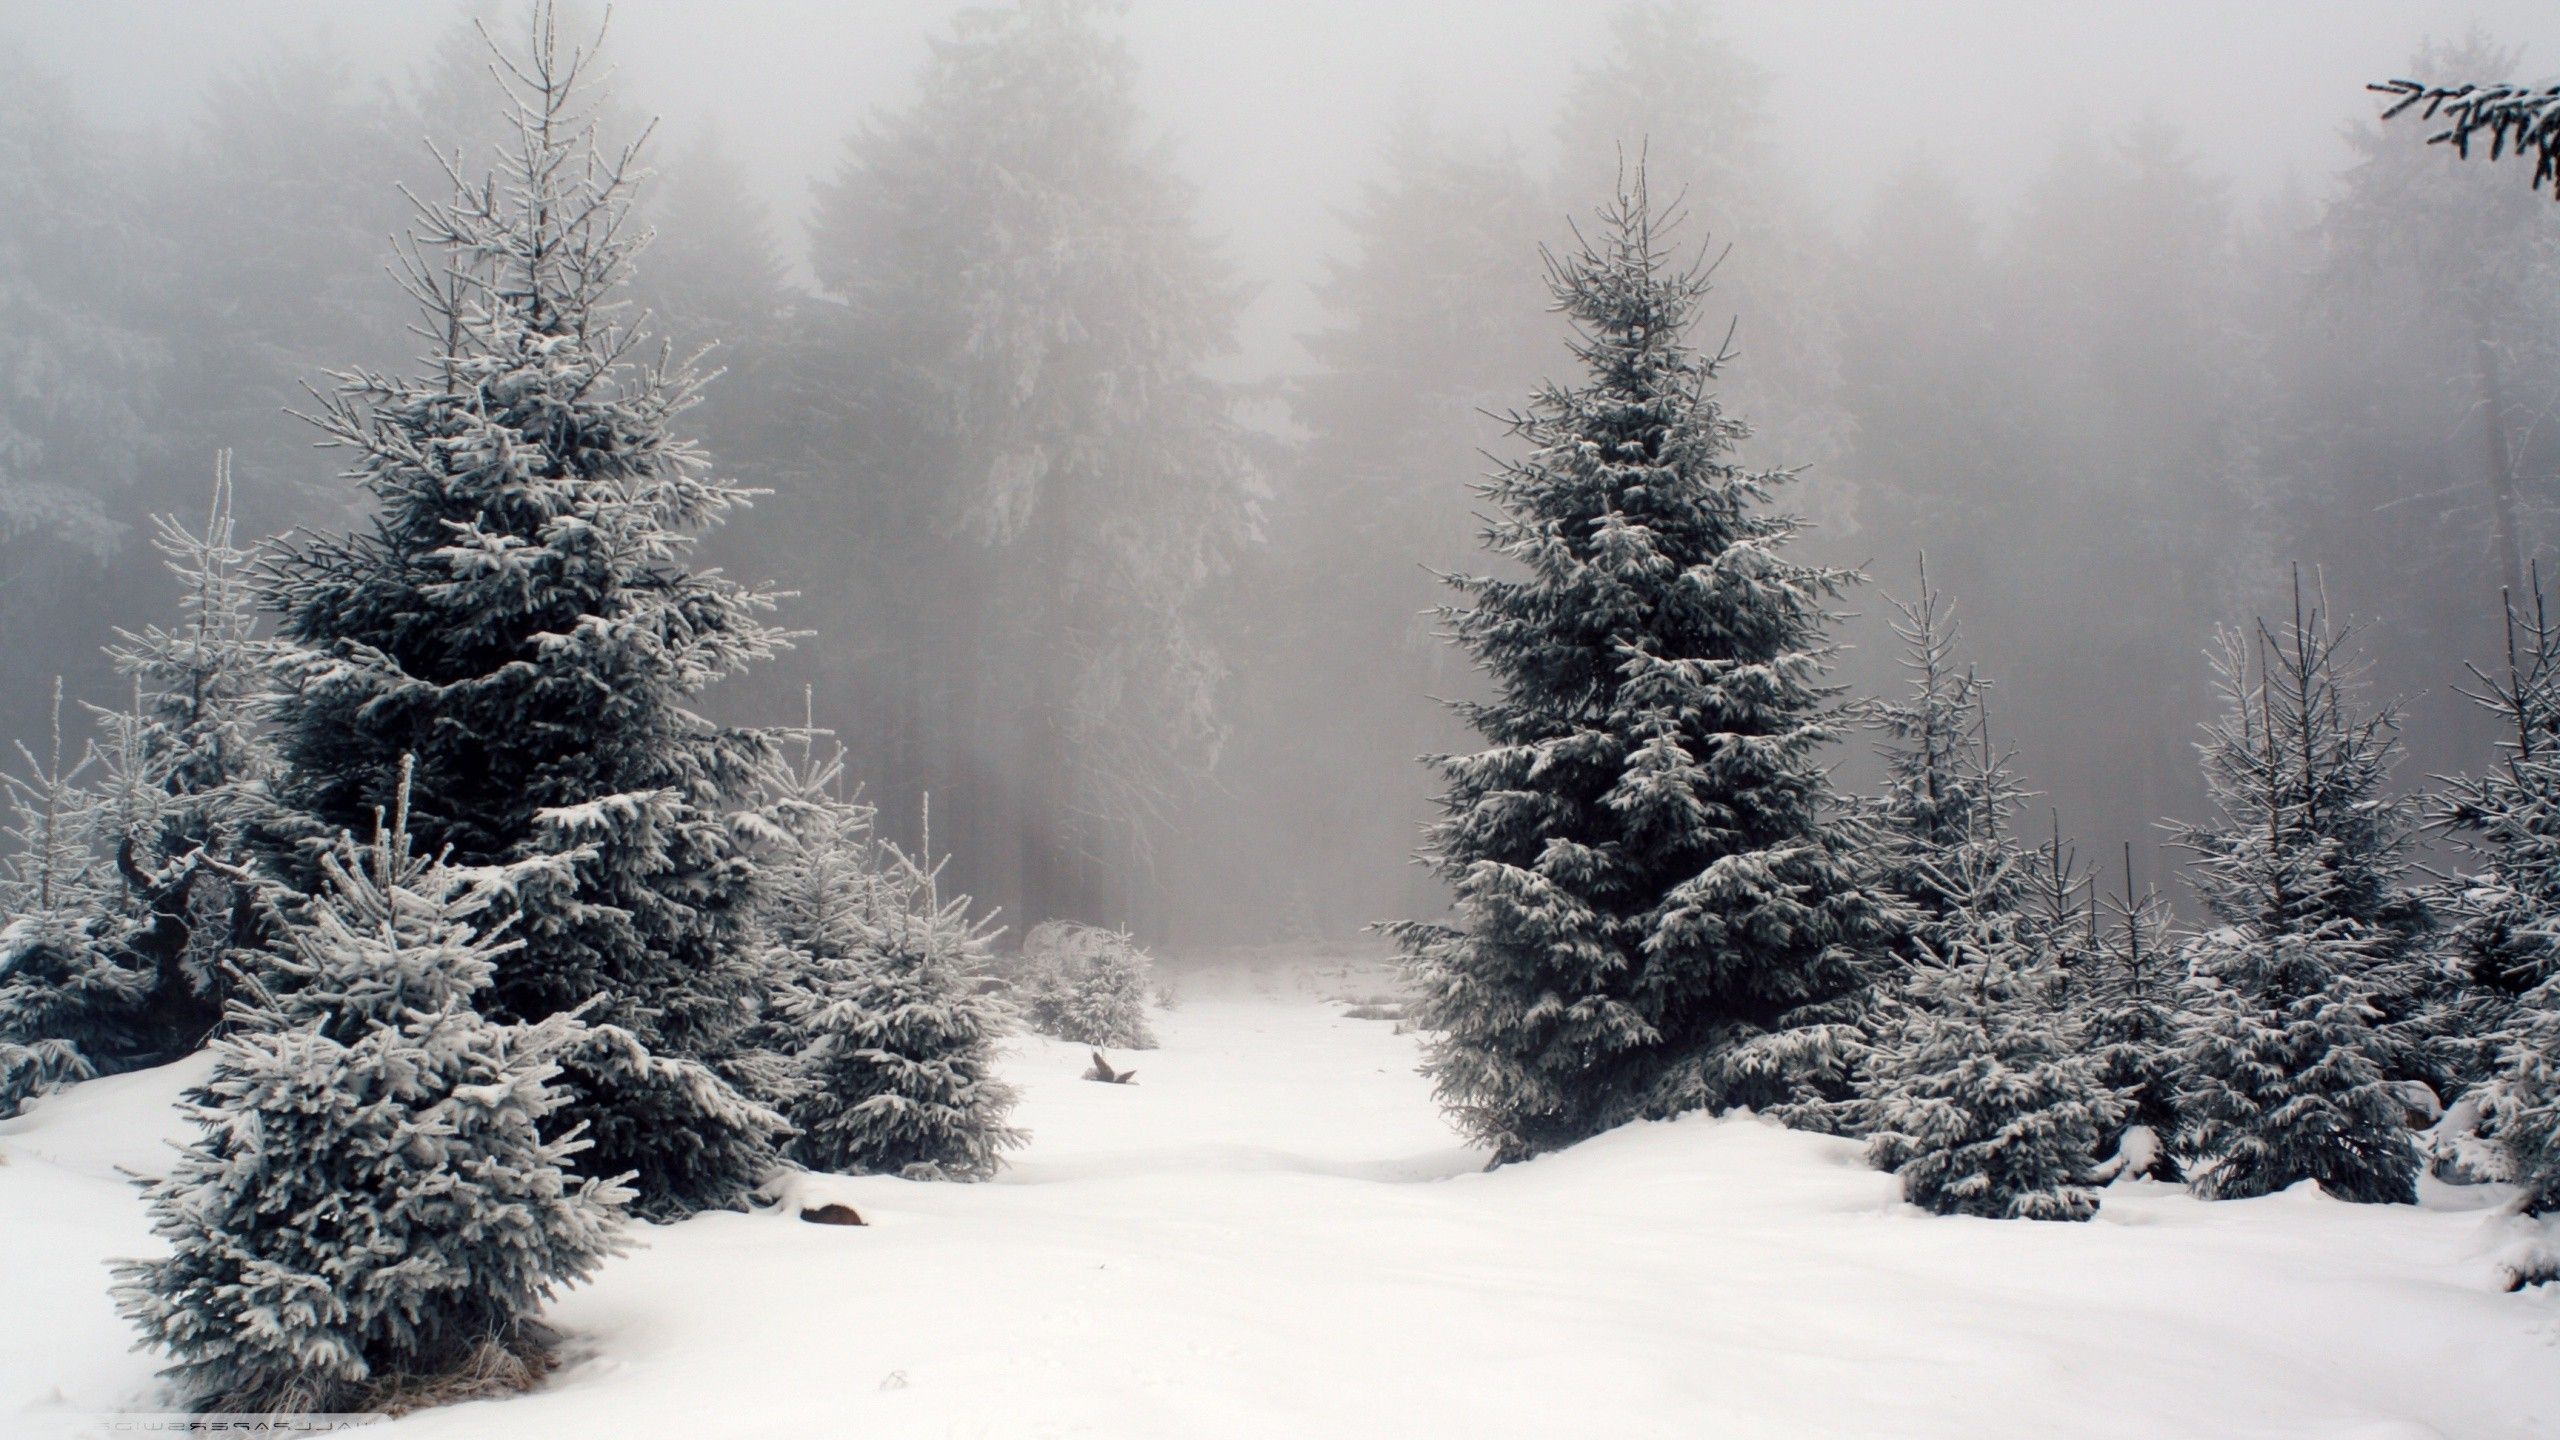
[112,759,628,1414]
[2083,848,2187,1183]
[1864,840,2120,1220]
[85,452,283,1062]
[0,679,150,1113]
[1019,919,1158,1050]
[774,836,1023,1181]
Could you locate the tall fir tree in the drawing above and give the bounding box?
[807,0,1261,932]
[114,761,628,1413]
[1209,109,1553,941]
[2172,593,2430,1203]
[1389,170,1890,1163]
[261,9,789,1219]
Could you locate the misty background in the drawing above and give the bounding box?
[2,0,2555,947]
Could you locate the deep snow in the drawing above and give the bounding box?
[5,958,2559,1438]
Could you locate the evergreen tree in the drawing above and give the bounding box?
[1860,561,2026,952]
[1389,171,1890,1163]
[113,762,627,1414]
[2172,598,2428,1203]
[83,454,282,1061]
[0,679,150,1113]
[1864,846,2120,1221]
[262,9,789,1218]
[2084,848,2185,1181]
[808,0,1261,931]
[1019,920,1157,1050]
[2437,578,2560,1056]
[755,730,1022,1180]
[1209,109,1555,941]
[2434,579,2560,1226]
[2021,813,2098,1013]
[772,842,1023,1182]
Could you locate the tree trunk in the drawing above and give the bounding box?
[2474,314,2526,603]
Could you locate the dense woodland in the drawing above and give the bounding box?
[0,7,2551,944]
[7,0,2560,1416]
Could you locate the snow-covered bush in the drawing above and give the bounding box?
[113,770,628,1414]
[1018,920,1158,1050]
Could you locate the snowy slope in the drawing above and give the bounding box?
[5,969,2559,1439]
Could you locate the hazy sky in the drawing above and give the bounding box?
[8,0,2558,370]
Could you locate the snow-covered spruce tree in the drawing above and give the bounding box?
[1858,561,2034,981]
[2172,596,2428,1204]
[2021,812,2097,1013]
[113,763,628,1414]
[2432,580,2560,1223]
[1019,920,1158,1050]
[1388,170,1891,1163]
[261,11,789,1219]
[0,679,150,1113]
[84,453,282,1061]
[1864,845,2120,1220]
[767,778,1022,1181]
[1863,564,2002,910]
[2082,850,2187,1182]
[2437,580,2560,1070]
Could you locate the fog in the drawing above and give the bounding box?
[3,0,2557,946]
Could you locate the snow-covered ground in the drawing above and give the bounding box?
[7,959,2560,1439]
